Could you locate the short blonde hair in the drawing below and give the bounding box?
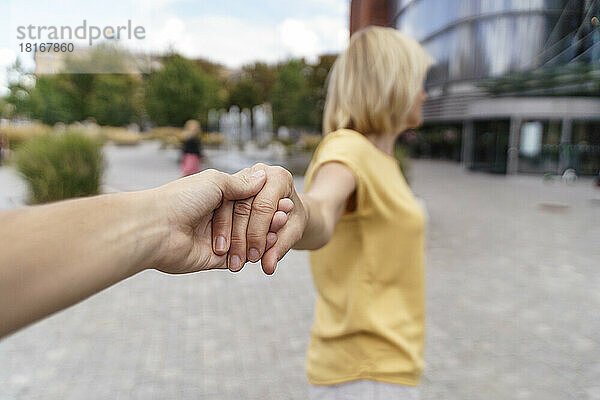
[182,119,201,139]
[323,26,433,136]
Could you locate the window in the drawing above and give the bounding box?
[570,121,600,175]
[518,120,562,174]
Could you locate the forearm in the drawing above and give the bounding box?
[0,190,167,337]
[292,193,334,250]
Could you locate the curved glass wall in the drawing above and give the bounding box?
[517,120,562,174]
[570,121,600,175]
[401,123,463,161]
[392,0,590,85]
[424,15,551,85]
[472,120,510,174]
[394,0,566,42]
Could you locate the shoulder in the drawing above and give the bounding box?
[306,130,370,191]
[320,129,369,147]
[314,129,371,162]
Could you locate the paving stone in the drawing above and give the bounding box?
[1,145,599,399]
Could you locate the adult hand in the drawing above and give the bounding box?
[151,168,268,274]
[0,167,281,338]
[212,163,307,275]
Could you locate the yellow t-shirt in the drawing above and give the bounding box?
[304,129,426,386]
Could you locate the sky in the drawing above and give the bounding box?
[0,0,349,95]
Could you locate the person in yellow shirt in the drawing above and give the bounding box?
[254,26,433,399]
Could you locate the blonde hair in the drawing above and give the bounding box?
[182,119,201,139]
[323,26,433,136]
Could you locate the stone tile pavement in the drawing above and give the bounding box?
[1,142,599,399]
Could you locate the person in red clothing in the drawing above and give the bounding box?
[0,130,10,166]
[180,119,204,176]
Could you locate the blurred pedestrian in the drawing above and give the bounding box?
[0,130,9,165]
[180,119,204,176]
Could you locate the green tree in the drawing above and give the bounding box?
[3,46,146,126]
[0,97,7,118]
[88,74,141,126]
[4,59,35,119]
[194,58,226,76]
[306,54,337,131]
[242,62,278,104]
[227,78,261,109]
[28,75,82,125]
[144,54,221,127]
[270,59,312,130]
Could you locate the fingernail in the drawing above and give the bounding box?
[248,248,260,262]
[251,170,265,179]
[229,255,241,271]
[215,236,226,252]
[266,232,278,248]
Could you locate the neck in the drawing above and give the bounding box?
[364,132,400,156]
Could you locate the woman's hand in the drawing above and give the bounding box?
[211,163,308,275]
[151,168,269,274]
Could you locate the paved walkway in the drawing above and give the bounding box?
[1,142,599,399]
[0,165,26,210]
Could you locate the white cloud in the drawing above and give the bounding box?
[0,0,349,94]
[281,0,348,17]
[279,19,321,61]
[307,0,348,16]
[0,48,17,97]
[135,15,279,66]
[278,16,348,62]
[301,15,349,53]
[0,48,17,66]
[138,14,348,67]
[131,0,181,7]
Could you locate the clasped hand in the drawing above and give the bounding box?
[153,163,306,275]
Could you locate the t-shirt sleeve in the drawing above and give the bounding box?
[304,130,368,214]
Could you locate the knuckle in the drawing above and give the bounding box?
[251,197,276,215]
[212,218,229,232]
[233,199,253,217]
[247,231,266,245]
[213,205,230,221]
[201,169,223,184]
[229,236,246,249]
[275,166,292,179]
[240,168,252,182]
[202,168,219,178]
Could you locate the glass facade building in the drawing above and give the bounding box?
[390,0,600,175]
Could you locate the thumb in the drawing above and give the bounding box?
[219,168,266,200]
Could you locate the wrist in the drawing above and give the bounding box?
[301,194,310,233]
[120,188,171,273]
[293,193,315,249]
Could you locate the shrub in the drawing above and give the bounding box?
[101,127,142,146]
[151,127,184,140]
[14,131,104,204]
[0,122,52,151]
[151,128,225,149]
[299,133,322,154]
[150,127,184,149]
[201,132,225,148]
